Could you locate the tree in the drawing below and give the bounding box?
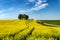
[18,14,29,20]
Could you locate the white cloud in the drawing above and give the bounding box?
[1,7,15,12]
[30,3,48,11]
[20,0,48,13]
[1,14,6,16]
[0,7,14,14]
[20,3,48,13]
[0,14,6,19]
[20,10,28,13]
[0,7,16,19]
[0,11,4,13]
[4,7,14,11]
[28,0,35,2]
[35,0,42,6]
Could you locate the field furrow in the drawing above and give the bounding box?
[0,20,60,40]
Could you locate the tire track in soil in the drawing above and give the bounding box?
[20,27,35,40]
[3,26,29,40]
[19,21,35,40]
[3,21,35,40]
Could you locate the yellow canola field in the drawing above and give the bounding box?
[0,20,60,40]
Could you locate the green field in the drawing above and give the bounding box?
[38,20,60,25]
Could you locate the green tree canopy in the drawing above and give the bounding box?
[18,14,29,20]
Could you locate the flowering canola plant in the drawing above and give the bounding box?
[0,20,60,40]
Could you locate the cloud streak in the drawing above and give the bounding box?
[30,3,48,11]
[20,0,48,13]
[0,10,4,13]
[0,13,7,19]
[0,7,17,19]
[28,0,35,2]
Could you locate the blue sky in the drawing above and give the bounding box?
[0,0,60,20]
